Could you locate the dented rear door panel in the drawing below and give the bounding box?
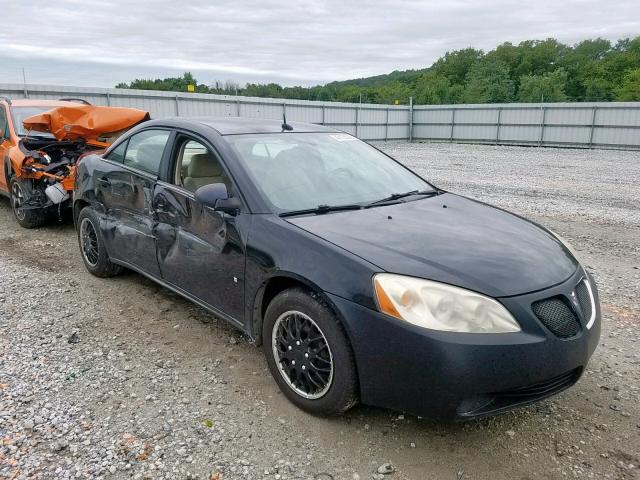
[96,160,160,276]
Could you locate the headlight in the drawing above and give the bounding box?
[373,274,520,333]
[548,230,582,264]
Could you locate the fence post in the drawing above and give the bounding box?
[321,105,326,125]
[106,92,111,106]
[496,107,502,144]
[355,105,360,138]
[385,108,389,142]
[450,108,456,142]
[538,106,547,146]
[409,97,414,143]
[589,106,598,148]
[174,95,180,116]
[236,98,241,117]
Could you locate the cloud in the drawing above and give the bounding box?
[0,0,638,87]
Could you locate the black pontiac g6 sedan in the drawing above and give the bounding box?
[74,117,600,419]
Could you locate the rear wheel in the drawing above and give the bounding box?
[77,206,123,277]
[10,177,47,229]
[263,288,359,415]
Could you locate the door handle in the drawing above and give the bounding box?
[155,199,169,213]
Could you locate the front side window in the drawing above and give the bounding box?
[224,132,433,213]
[123,129,170,176]
[172,137,230,193]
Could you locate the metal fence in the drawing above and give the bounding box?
[1,83,639,149]
[413,103,640,149]
[0,83,410,142]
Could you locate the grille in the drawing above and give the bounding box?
[532,296,581,338]
[457,368,582,417]
[575,280,593,322]
[494,368,581,399]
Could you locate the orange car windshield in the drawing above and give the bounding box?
[11,107,55,138]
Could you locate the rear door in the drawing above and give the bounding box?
[96,129,172,277]
[152,132,246,323]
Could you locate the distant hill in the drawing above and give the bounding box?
[325,68,429,89]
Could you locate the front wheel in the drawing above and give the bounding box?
[77,206,123,277]
[10,177,47,229]
[263,288,359,415]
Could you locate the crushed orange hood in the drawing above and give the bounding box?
[22,105,150,144]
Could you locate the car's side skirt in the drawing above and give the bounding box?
[111,258,247,333]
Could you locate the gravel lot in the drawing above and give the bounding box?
[1,142,639,480]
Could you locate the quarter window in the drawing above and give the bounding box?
[123,130,170,176]
[105,140,127,163]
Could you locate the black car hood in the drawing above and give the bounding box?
[286,193,578,298]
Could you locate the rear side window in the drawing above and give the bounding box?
[105,140,127,163]
[123,130,170,176]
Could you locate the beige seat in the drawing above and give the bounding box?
[183,153,226,192]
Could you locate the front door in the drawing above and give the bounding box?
[152,135,246,323]
[96,129,171,277]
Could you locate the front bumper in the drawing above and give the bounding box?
[330,268,601,420]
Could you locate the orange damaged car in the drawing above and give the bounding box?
[0,97,149,228]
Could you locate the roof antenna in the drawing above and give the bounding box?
[281,113,293,132]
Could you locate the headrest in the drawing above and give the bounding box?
[188,153,222,178]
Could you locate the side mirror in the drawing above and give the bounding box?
[194,183,241,215]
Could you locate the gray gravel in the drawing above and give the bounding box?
[1,142,639,480]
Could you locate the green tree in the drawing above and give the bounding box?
[616,68,640,100]
[512,39,567,78]
[432,48,483,84]
[518,68,568,102]
[116,72,207,93]
[464,60,515,103]
[372,81,413,104]
[414,73,452,104]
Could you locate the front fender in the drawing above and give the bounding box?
[7,145,26,176]
[245,215,380,343]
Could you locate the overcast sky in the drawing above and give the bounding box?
[0,0,638,88]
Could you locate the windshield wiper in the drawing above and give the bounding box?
[365,189,441,208]
[279,204,363,217]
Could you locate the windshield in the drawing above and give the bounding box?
[11,106,55,138]
[225,132,434,213]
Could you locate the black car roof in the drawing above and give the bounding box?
[147,117,340,135]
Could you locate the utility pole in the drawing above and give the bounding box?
[409,96,414,143]
[22,67,28,98]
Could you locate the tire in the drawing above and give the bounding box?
[77,206,123,277]
[10,176,47,229]
[263,288,359,415]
